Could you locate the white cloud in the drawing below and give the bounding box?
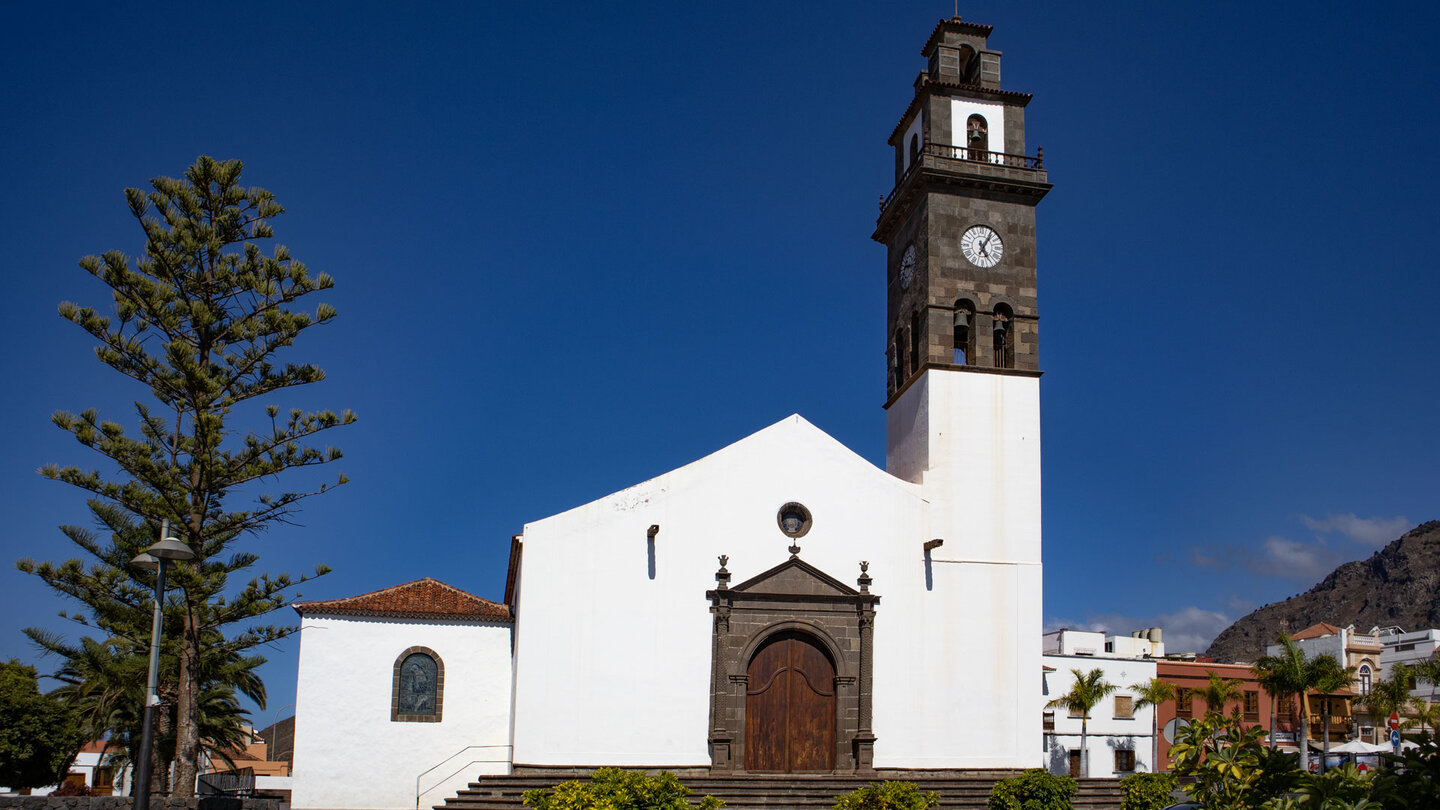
[1301,513,1411,547]
[1043,606,1233,656]
[1245,535,1340,580]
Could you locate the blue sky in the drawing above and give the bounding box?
[2,2,1437,723]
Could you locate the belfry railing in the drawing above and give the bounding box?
[879,142,1046,213]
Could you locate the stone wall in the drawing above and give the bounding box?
[0,798,276,810]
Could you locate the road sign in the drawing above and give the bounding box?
[1391,729,1402,748]
[1162,717,1190,743]
[1389,712,1400,730]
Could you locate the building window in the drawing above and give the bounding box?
[1176,688,1192,718]
[1115,749,1135,772]
[1068,703,1084,719]
[1114,695,1134,719]
[1244,690,1260,720]
[392,646,444,722]
[909,133,920,164]
[1358,665,1372,695]
[992,304,1014,369]
[953,299,975,365]
[1043,711,1055,731]
[966,114,989,160]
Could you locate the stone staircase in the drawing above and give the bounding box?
[437,773,1124,810]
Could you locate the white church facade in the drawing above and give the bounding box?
[290,17,1054,809]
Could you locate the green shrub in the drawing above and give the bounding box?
[521,767,723,810]
[1118,772,1176,810]
[832,780,939,810]
[986,769,1076,810]
[1372,727,1440,810]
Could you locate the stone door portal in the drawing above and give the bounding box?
[706,554,877,773]
[744,631,836,772]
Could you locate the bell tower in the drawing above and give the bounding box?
[874,17,1049,566]
[874,17,1050,392]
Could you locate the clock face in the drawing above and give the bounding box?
[899,244,917,289]
[960,225,1004,268]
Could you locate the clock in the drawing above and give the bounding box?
[899,244,917,289]
[960,225,1004,268]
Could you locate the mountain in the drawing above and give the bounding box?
[1205,521,1440,663]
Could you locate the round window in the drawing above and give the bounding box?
[777,502,813,538]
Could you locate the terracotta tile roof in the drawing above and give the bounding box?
[1292,622,1343,641]
[293,578,512,622]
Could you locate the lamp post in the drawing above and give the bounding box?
[130,520,195,809]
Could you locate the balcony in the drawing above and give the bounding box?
[879,142,1049,215]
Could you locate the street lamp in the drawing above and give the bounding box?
[130,520,195,808]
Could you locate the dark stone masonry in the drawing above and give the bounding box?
[0,799,276,810]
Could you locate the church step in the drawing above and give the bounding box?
[439,775,1123,810]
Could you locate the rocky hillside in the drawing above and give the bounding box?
[1205,521,1440,663]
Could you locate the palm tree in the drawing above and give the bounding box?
[1309,654,1355,773]
[28,624,265,792]
[1131,677,1178,773]
[1362,663,1414,742]
[1253,659,1289,751]
[1197,671,1245,720]
[1403,698,1439,737]
[1252,633,1331,772]
[1415,656,1440,702]
[1046,668,1117,778]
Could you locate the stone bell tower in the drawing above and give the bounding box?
[874,17,1049,576]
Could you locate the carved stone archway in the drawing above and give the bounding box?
[706,554,878,773]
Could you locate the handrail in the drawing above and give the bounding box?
[416,745,512,809]
[923,142,1045,169]
[879,142,1046,212]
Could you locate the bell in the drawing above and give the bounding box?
[993,316,1008,333]
[953,310,970,327]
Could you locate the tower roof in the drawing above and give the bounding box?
[293,577,511,622]
[921,17,994,56]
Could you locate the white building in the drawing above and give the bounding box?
[291,17,1057,810]
[1378,627,1440,701]
[1042,630,1159,778]
[1267,622,1383,741]
[290,580,515,810]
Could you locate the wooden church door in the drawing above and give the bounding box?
[744,631,836,772]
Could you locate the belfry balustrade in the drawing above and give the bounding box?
[880,142,1047,213]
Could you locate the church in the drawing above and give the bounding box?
[290,17,1053,810]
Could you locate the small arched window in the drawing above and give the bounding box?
[967,115,989,161]
[910,312,922,373]
[893,329,906,391]
[909,133,920,165]
[953,299,976,365]
[392,647,444,722]
[1358,665,1372,695]
[992,303,1014,369]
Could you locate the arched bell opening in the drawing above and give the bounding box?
[953,298,976,365]
[967,114,990,161]
[992,302,1015,369]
